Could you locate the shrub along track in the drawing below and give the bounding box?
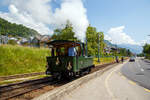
[0,61,119,100]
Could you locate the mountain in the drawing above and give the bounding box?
[0,17,39,38]
[104,40,116,47]
[104,40,143,54]
[118,44,143,54]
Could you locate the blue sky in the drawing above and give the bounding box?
[0,0,150,45]
[85,0,150,43]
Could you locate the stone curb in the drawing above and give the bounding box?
[33,63,118,100]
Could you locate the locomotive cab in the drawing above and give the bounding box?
[46,40,94,78]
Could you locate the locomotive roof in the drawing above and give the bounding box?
[47,40,82,47]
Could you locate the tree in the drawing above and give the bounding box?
[51,21,78,41]
[98,32,105,55]
[86,26,97,56]
[143,43,150,59]
[86,26,105,56]
[127,49,132,57]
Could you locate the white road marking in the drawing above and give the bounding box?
[136,61,141,68]
[136,60,144,72]
[141,68,144,72]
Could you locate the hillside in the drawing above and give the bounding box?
[0,17,39,38]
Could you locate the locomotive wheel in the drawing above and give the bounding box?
[57,74,62,80]
[79,71,84,77]
[88,68,91,74]
[52,73,62,80]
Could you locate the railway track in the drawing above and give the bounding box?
[0,76,58,100]
[0,72,45,81]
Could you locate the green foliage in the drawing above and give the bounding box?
[86,26,105,56]
[0,45,49,76]
[118,48,131,56]
[143,43,150,59]
[127,49,132,56]
[143,44,150,54]
[0,17,39,38]
[86,26,97,56]
[8,40,17,45]
[137,53,144,57]
[52,21,78,41]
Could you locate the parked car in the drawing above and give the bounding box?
[129,57,135,62]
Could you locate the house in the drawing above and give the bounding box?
[0,35,9,44]
[20,38,29,46]
[0,34,51,47]
[31,35,51,47]
[104,45,118,54]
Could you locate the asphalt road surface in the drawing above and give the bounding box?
[121,57,150,90]
[61,60,150,100]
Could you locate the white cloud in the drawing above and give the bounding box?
[105,26,139,45]
[53,0,89,41]
[140,37,150,46]
[0,0,89,41]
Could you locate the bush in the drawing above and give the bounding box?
[8,40,17,45]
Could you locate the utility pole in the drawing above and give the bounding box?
[98,32,100,62]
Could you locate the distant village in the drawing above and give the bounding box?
[0,35,51,48]
[0,34,117,54]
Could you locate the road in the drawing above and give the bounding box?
[121,57,150,90]
[60,59,150,100]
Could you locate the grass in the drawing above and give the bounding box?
[93,57,115,65]
[0,45,50,76]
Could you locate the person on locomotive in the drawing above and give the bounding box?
[68,47,77,56]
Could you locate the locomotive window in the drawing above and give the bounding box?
[51,47,67,56]
[60,47,65,56]
[50,46,81,57]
